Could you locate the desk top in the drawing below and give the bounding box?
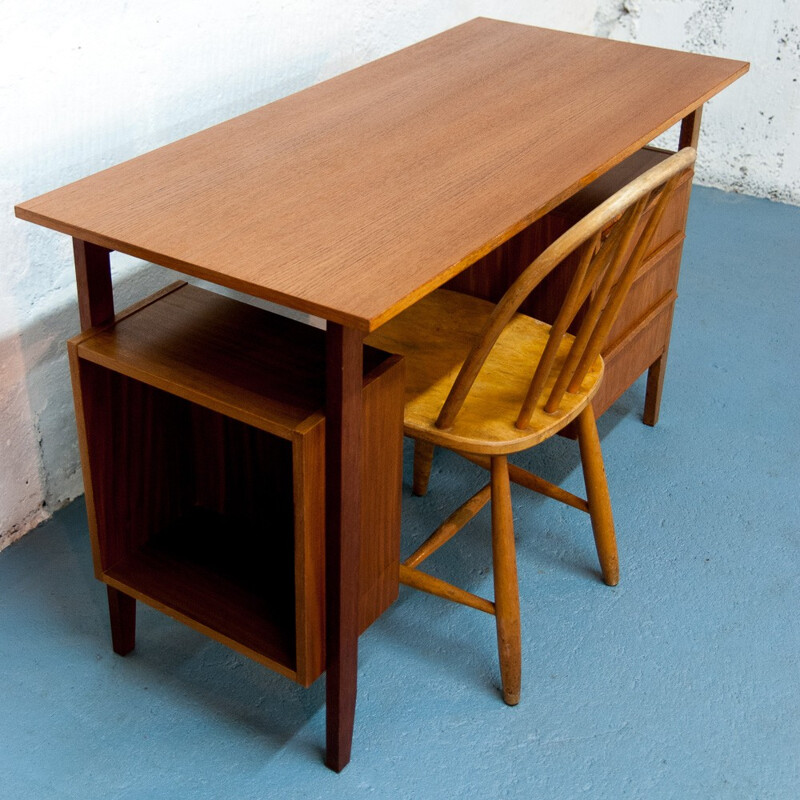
[16,18,747,331]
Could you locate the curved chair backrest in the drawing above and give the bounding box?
[435,147,697,432]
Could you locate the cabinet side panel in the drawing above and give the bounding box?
[293,420,326,685]
[292,353,404,683]
[359,355,404,632]
[72,359,196,571]
[68,345,105,578]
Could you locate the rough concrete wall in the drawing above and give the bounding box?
[1,1,598,550]
[594,0,800,203]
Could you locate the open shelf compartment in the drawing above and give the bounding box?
[69,282,404,686]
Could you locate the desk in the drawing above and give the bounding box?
[15,18,747,770]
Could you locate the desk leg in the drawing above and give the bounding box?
[679,105,703,150]
[643,352,669,427]
[72,238,138,655]
[325,322,364,772]
[644,305,676,427]
[644,107,703,426]
[73,238,114,329]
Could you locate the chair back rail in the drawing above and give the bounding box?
[434,147,697,432]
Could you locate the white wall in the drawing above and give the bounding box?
[596,0,800,203]
[0,0,793,549]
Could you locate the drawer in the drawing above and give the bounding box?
[446,147,692,327]
[556,147,692,261]
[593,297,676,417]
[605,236,683,351]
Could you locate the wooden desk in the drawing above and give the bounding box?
[15,18,747,770]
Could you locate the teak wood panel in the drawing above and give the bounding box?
[72,281,328,438]
[446,147,693,419]
[445,148,688,319]
[592,300,675,417]
[68,284,403,686]
[15,20,747,331]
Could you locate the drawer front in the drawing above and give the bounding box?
[646,171,691,255]
[592,299,676,417]
[447,148,691,326]
[445,146,692,422]
[610,172,691,270]
[604,237,683,351]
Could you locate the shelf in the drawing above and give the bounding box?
[72,282,325,438]
[105,509,298,675]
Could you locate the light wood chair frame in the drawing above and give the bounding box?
[394,148,697,705]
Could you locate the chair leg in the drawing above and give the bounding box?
[490,455,521,706]
[412,439,436,496]
[576,406,620,587]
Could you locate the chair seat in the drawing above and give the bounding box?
[366,289,604,455]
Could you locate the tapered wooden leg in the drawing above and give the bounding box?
[490,455,521,706]
[107,586,136,656]
[73,239,114,329]
[325,323,364,772]
[643,352,668,427]
[644,301,676,427]
[74,242,134,655]
[641,110,701,428]
[576,406,619,586]
[679,105,703,150]
[412,439,435,496]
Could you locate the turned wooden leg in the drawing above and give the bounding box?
[576,406,619,586]
[490,455,521,706]
[412,440,435,496]
[107,586,136,656]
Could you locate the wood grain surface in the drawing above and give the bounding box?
[15,19,747,331]
[366,288,604,454]
[68,283,403,689]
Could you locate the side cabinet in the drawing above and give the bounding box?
[446,146,693,425]
[68,282,403,687]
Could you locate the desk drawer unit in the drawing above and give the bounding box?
[446,146,692,421]
[68,282,403,687]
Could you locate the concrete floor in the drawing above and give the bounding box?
[1,186,798,799]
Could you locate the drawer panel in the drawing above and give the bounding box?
[447,147,691,327]
[609,172,691,269]
[593,299,675,417]
[605,237,683,350]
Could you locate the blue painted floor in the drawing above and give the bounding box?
[1,186,798,799]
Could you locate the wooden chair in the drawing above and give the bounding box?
[365,148,697,705]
